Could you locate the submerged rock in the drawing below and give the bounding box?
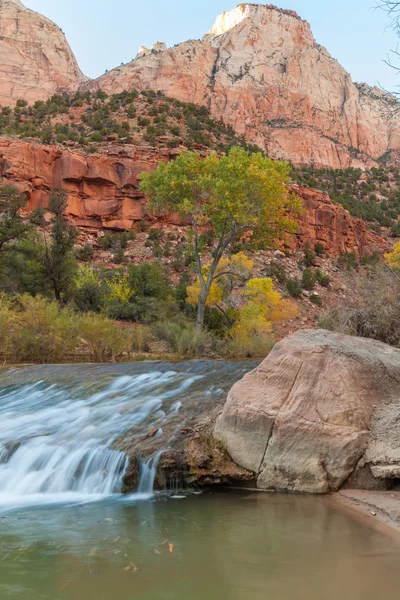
[214,330,400,494]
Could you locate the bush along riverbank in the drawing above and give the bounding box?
[0,150,303,364]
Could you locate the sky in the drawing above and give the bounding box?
[22,0,400,92]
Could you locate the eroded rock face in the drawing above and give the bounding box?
[214,330,400,493]
[0,139,174,229]
[89,3,400,169]
[290,185,388,257]
[0,0,88,106]
[0,138,387,256]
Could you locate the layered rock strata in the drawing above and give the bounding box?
[0,138,387,256]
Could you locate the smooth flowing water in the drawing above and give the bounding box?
[0,361,252,509]
[0,362,399,599]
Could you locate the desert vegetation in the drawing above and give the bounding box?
[294,165,400,235]
[0,90,261,154]
[0,152,301,363]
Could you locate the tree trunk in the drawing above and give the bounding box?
[196,293,207,330]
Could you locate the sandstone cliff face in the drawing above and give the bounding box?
[0,0,88,106]
[0,139,174,229]
[90,3,400,169]
[215,329,400,493]
[0,138,386,256]
[290,185,387,257]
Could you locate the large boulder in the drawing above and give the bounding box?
[214,330,400,494]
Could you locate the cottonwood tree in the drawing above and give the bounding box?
[140,147,300,330]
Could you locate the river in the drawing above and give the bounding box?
[0,361,399,599]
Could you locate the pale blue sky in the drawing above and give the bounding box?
[23,0,400,91]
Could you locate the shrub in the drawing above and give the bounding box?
[29,206,46,226]
[136,220,150,233]
[310,293,322,307]
[318,267,400,346]
[286,278,302,298]
[131,325,153,353]
[127,263,170,299]
[74,281,104,313]
[6,296,79,363]
[303,242,316,267]
[75,243,94,262]
[106,301,138,322]
[314,242,325,257]
[79,313,133,362]
[152,320,214,358]
[98,233,115,249]
[0,295,17,359]
[360,252,380,266]
[302,269,316,291]
[148,228,163,241]
[315,270,330,288]
[338,252,358,271]
[265,261,287,284]
[219,335,274,359]
[113,247,125,264]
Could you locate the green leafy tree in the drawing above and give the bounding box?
[140,147,300,329]
[0,184,29,254]
[42,190,78,303]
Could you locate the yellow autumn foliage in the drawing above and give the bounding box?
[385,242,400,270]
[186,252,254,307]
[106,273,133,303]
[186,278,223,307]
[234,277,298,340]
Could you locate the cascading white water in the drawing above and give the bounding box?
[137,452,163,494]
[0,369,203,510]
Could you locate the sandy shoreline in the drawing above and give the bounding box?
[330,490,400,540]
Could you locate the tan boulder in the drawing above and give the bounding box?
[214,330,400,493]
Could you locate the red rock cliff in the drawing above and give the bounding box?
[0,138,387,256]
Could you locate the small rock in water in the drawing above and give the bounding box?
[171,495,186,499]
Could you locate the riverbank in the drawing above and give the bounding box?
[332,490,400,540]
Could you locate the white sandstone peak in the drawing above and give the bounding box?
[208,4,302,37]
[136,42,167,59]
[137,45,150,57]
[151,41,167,52]
[208,4,250,36]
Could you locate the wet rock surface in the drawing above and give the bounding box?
[115,377,254,493]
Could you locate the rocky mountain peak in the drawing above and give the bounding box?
[90,3,400,169]
[0,0,88,106]
[207,3,303,37]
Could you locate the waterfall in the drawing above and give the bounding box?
[137,452,163,495]
[0,369,203,510]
